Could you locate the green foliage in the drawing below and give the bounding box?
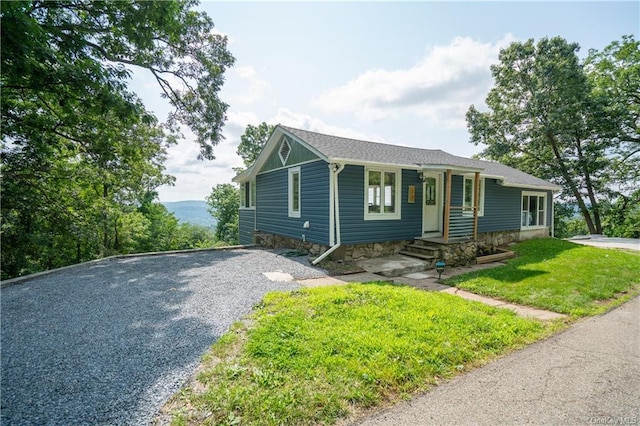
[236,122,275,169]
[206,184,239,244]
[466,36,640,236]
[600,190,640,238]
[448,239,640,316]
[172,285,549,425]
[553,202,589,238]
[1,1,233,279]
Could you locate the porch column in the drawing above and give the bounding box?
[443,169,452,242]
[473,171,480,240]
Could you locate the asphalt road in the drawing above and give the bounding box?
[1,248,325,425]
[356,296,640,425]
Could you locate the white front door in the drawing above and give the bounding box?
[423,173,443,235]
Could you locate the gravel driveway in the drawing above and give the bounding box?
[1,248,325,425]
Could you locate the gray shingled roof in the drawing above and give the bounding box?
[281,125,560,190]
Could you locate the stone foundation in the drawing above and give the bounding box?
[254,227,551,266]
[477,228,550,247]
[333,240,410,262]
[253,231,327,256]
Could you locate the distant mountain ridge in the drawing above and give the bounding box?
[162,200,217,229]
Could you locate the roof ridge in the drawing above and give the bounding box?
[280,125,444,153]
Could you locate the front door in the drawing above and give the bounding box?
[423,173,443,235]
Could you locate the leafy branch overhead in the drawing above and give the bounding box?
[2,0,235,160]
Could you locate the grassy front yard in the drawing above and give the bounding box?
[166,284,554,425]
[164,238,639,425]
[447,238,640,317]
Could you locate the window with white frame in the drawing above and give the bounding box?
[521,191,547,228]
[288,167,301,218]
[365,168,401,220]
[463,175,484,216]
[239,180,256,209]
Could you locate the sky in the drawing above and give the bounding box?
[131,1,640,202]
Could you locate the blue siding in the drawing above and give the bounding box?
[256,160,330,245]
[453,177,553,233]
[239,209,256,245]
[338,166,422,244]
[478,178,522,233]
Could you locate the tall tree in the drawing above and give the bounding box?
[236,122,275,168]
[466,36,626,235]
[584,35,640,237]
[1,1,234,278]
[206,183,239,244]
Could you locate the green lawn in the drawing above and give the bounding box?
[168,284,553,425]
[447,238,640,317]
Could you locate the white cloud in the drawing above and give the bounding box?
[312,35,516,128]
[270,108,387,143]
[224,66,270,106]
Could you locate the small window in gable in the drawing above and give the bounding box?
[279,137,291,165]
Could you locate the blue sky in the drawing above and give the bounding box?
[137,1,639,202]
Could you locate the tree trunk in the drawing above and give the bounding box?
[575,139,603,234]
[547,133,598,234]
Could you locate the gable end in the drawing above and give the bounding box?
[259,135,321,173]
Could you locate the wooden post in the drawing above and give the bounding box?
[443,169,452,242]
[473,171,480,240]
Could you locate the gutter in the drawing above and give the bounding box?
[313,162,345,265]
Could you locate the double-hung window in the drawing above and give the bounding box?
[462,175,484,216]
[521,191,547,228]
[365,168,401,220]
[288,167,301,218]
[239,180,256,209]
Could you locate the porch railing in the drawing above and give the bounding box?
[446,206,476,240]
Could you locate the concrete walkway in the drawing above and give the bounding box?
[297,261,566,321]
[354,296,640,425]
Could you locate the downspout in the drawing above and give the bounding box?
[313,163,344,265]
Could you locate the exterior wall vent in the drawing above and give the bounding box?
[279,137,291,165]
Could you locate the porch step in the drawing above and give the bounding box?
[404,244,441,255]
[398,250,435,261]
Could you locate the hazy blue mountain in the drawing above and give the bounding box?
[162,200,217,229]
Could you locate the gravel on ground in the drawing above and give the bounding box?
[1,248,325,425]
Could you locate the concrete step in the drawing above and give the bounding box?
[404,244,440,255]
[355,255,429,278]
[407,242,442,250]
[398,250,435,261]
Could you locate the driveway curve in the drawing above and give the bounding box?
[1,248,325,425]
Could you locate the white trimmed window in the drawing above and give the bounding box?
[463,176,485,216]
[365,168,401,220]
[288,167,301,218]
[239,180,256,209]
[521,191,547,228]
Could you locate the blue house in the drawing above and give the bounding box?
[233,125,561,265]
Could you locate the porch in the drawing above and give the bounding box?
[419,167,482,243]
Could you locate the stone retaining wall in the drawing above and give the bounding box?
[438,240,478,267]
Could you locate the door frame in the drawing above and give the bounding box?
[422,172,444,236]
